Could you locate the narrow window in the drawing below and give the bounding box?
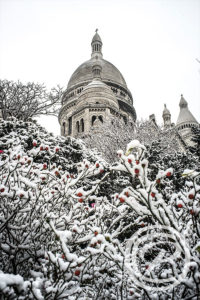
[99,116,103,123]
[92,116,96,125]
[68,117,72,135]
[63,122,66,135]
[76,121,80,133]
[81,118,84,132]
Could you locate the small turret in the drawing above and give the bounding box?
[162,104,171,128]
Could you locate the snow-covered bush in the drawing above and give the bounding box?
[85,118,180,163]
[0,118,199,299]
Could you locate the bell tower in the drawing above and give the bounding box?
[162,104,171,128]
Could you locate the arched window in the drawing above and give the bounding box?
[76,121,80,133]
[99,115,103,123]
[123,116,127,124]
[92,116,96,125]
[68,117,72,135]
[63,122,66,135]
[80,118,84,132]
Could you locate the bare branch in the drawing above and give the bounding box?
[0,79,63,121]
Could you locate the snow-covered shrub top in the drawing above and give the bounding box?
[0,118,199,300]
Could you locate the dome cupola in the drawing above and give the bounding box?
[91,29,103,58]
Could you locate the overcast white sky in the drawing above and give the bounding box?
[0,0,199,135]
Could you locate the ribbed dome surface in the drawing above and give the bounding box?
[67,58,127,89]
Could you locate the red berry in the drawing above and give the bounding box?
[141,223,145,227]
[73,229,77,233]
[55,171,59,176]
[135,168,139,174]
[33,142,37,147]
[136,160,139,165]
[128,159,132,164]
[0,150,4,154]
[75,269,80,276]
[55,148,59,152]
[119,197,125,203]
[62,254,65,259]
[51,191,55,194]
[85,164,89,168]
[20,194,24,198]
[45,147,49,151]
[71,175,74,178]
[77,192,83,197]
[145,265,149,269]
[151,192,155,197]
[42,177,46,181]
[96,163,99,168]
[125,191,129,197]
[0,188,5,193]
[40,146,43,151]
[67,175,70,178]
[190,209,194,215]
[78,198,83,203]
[166,172,171,177]
[130,291,134,296]
[156,179,160,184]
[188,194,194,199]
[116,194,119,199]
[94,231,98,236]
[100,169,104,173]
[17,155,20,160]
[43,164,47,169]
[177,204,183,208]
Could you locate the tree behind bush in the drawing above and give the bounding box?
[0,80,63,121]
